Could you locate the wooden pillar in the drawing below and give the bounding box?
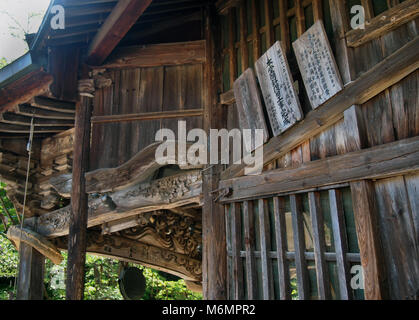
[202,5,228,300]
[16,243,45,300]
[66,82,93,300]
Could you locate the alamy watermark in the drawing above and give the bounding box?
[50,5,65,30]
[350,5,366,30]
[154,121,265,176]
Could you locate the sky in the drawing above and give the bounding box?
[0,0,51,63]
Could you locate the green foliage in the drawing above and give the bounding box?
[0,58,7,70]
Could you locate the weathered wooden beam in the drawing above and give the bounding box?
[0,123,72,134]
[91,108,203,124]
[15,104,75,120]
[220,36,419,179]
[85,141,202,194]
[54,232,202,281]
[87,0,153,66]
[202,5,228,300]
[96,40,206,69]
[346,0,419,48]
[7,226,63,264]
[219,136,419,202]
[0,112,74,127]
[0,71,53,113]
[40,128,75,166]
[351,180,389,299]
[33,96,76,114]
[16,243,44,300]
[66,95,92,300]
[31,170,202,238]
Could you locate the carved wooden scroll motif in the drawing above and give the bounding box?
[255,41,303,137]
[293,21,343,109]
[233,68,269,150]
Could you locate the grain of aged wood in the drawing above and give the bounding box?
[97,40,206,69]
[233,68,269,150]
[258,199,275,300]
[293,21,343,109]
[221,36,419,179]
[243,200,257,299]
[255,41,303,136]
[7,226,63,265]
[87,0,153,66]
[231,202,243,299]
[66,96,92,300]
[309,192,331,300]
[350,180,389,299]
[328,189,351,300]
[31,170,202,238]
[219,136,419,202]
[16,243,44,300]
[273,196,291,300]
[55,232,202,281]
[346,0,419,47]
[290,194,309,300]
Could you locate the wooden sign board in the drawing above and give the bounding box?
[255,41,303,137]
[233,68,269,151]
[293,20,343,109]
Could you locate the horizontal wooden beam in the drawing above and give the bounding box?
[216,0,241,15]
[91,108,203,124]
[346,0,419,47]
[0,123,72,134]
[7,226,63,265]
[15,104,75,120]
[219,136,419,202]
[28,170,202,238]
[1,112,74,127]
[33,96,76,114]
[220,36,419,180]
[87,0,153,66]
[53,232,202,281]
[86,141,202,193]
[0,71,53,113]
[96,40,206,69]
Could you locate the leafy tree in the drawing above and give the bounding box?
[0,58,7,69]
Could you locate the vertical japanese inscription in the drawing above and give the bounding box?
[293,21,343,109]
[255,41,303,137]
[233,68,269,151]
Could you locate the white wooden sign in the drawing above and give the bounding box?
[293,20,343,109]
[233,68,269,151]
[255,41,303,137]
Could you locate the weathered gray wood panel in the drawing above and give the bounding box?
[293,21,343,109]
[255,41,303,136]
[233,68,269,150]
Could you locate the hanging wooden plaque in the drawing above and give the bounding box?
[293,20,343,109]
[255,41,303,137]
[233,68,269,151]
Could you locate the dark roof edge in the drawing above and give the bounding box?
[0,52,48,89]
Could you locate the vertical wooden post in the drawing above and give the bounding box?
[202,5,228,300]
[16,243,45,300]
[66,84,93,300]
[350,180,389,299]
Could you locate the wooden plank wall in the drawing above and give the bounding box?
[90,64,204,170]
[217,0,419,300]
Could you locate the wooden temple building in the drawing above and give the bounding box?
[0,0,418,300]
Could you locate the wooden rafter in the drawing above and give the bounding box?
[87,0,153,66]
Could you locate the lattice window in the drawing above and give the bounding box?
[225,186,365,300]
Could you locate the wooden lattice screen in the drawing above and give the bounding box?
[224,186,364,300]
